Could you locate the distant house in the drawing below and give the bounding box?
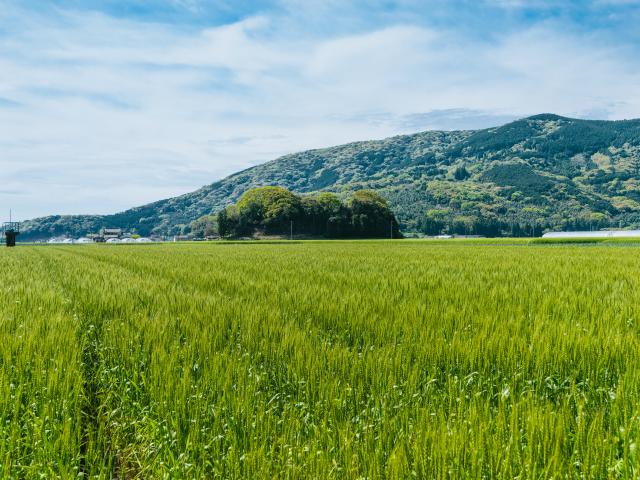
[89,228,124,243]
[101,228,122,239]
[542,230,640,239]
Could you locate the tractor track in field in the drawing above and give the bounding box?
[31,248,122,477]
[77,315,102,478]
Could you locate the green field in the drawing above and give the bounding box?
[2,241,640,478]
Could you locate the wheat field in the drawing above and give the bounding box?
[1,241,640,478]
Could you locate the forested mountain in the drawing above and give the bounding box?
[21,114,640,239]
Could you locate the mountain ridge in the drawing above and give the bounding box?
[21,114,640,239]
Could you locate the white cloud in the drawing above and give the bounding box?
[0,4,639,219]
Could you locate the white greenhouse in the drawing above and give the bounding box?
[542,230,640,239]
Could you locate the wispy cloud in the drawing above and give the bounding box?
[0,96,21,107]
[0,0,639,219]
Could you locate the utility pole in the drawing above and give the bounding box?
[290,220,293,240]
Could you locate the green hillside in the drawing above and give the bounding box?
[21,114,640,239]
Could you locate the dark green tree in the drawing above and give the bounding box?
[236,186,302,234]
[316,193,349,237]
[349,190,401,238]
[454,165,470,180]
[422,209,448,235]
[217,205,240,238]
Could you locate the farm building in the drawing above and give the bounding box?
[101,228,122,239]
[89,228,127,243]
[542,230,640,238]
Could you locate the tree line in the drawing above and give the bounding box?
[419,209,614,237]
[191,187,401,239]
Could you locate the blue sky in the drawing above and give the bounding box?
[1,0,639,219]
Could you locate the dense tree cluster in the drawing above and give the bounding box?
[419,208,613,237]
[213,187,401,239]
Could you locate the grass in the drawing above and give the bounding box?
[2,240,640,478]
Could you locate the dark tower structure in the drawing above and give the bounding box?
[2,221,19,247]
